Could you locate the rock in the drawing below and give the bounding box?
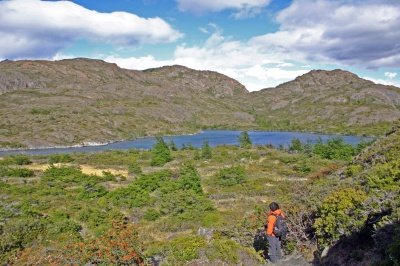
[197,227,214,241]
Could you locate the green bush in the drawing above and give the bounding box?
[143,209,160,221]
[160,189,214,219]
[48,154,74,164]
[314,188,368,246]
[11,155,32,165]
[201,141,212,159]
[313,138,355,161]
[217,166,246,186]
[238,131,252,148]
[0,167,34,177]
[128,160,142,175]
[151,137,172,166]
[168,235,206,262]
[179,164,203,194]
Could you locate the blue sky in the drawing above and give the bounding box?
[0,0,399,91]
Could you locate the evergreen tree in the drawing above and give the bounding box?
[150,137,172,166]
[238,131,252,148]
[193,149,201,160]
[179,163,203,194]
[168,140,178,151]
[201,141,212,159]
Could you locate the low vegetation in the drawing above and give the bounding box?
[0,125,399,265]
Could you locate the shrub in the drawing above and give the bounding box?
[160,189,214,219]
[150,137,172,166]
[48,154,74,164]
[11,155,32,165]
[70,221,145,265]
[217,166,246,186]
[143,209,160,221]
[179,164,203,194]
[128,160,142,175]
[313,138,355,161]
[201,141,212,159]
[167,235,206,262]
[289,138,303,152]
[314,188,368,246]
[238,131,252,148]
[0,167,34,177]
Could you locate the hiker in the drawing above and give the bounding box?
[266,202,286,263]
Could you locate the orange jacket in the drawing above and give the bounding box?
[266,209,284,236]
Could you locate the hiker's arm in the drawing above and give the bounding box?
[266,215,275,236]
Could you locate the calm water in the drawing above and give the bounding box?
[0,130,372,156]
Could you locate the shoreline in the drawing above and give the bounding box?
[0,129,374,154]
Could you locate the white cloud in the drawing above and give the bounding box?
[251,0,400,68]
[385,72,398,79]
[103,30,309,91]
[363,76,400,87]
[176,0,271,17]
[0,0,182,59]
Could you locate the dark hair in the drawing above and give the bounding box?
[269,202,279,211]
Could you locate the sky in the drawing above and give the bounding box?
[0,0,400,91]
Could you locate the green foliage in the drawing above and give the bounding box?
[364,158,400,192]
[0,218,47,263]
[108,170,171,208]
[0,167,34,177]
[143,209,160,221]
[167,235,206,262]
[128,159,142,175]
[313,138,355,160]
[238,131,252,148]
[314,188,368,246]
[48,154,74,164]
[151,137,172,166]
[77,207,123,235]
[289,138,303,152]
[179,163,203,194]
[216,166,246,186]
[205,237,241,263]
[168,140,178,151]
[11,155,32,165]
[160,189,214,219]
[78,181,108,199]
[201,141,212,159]
[345,164,363,177]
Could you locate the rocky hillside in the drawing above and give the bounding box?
[0,59,400,148]
[248,69,400,136]
[0,59,251,148]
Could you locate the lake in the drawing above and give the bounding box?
[0,130,372,156]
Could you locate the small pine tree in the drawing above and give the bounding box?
[289,138,303,152]
[238,131,252,148]
[179,163,203,194]
[201,141,212,159]
[194,149,201,160]
[168,140,178,151]
[151,137,172,166]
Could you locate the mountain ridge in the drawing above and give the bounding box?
[0,58,399,148]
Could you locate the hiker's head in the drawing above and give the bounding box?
[269,202,279,211]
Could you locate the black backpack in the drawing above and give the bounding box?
[273,214,288,240]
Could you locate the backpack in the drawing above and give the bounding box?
[273,214,288,240]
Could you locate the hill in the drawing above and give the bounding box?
[0,59,251,148]
[247,69,400,136]
[1,59,400,148]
